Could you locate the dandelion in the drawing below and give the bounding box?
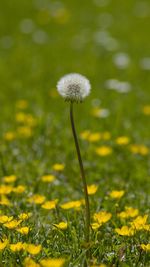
[57,73,91,251]
[109,190,125,199]
[41,199,58,210]
[93,211,112,224]
[80,130,91,140]
[88,133,101,142]
[0,195,11,206]
[118,206,139,219]
[18,212,31,220]
[95,146,112,156]
[10,242,25,252]
[115,226,135,236]
[53,222,68,230]
[40,258,65,267]
[60,200,84,210]
[0,215,13,223]
[57,73,91,102]
[130,215,149,230]
[28,194,46,204]
[41,174,56,182]
[3,175,17,183]
[142,105,150,115]
[87,184,98,195]
[3,131,16,141]
[24,257,40,267]
[140,244,150,252]
[12,185,26,193]
[52,163,65,171]
[25,244,42,255]
[115,136,130,145]
[4,219,22,229]
[0,238,9,250]
[16,226,30,235]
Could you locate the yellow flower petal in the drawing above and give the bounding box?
[115,226,135,236]
[93,211,112,224]
[52,164,65,171]
[95,146,112,156]
[25,244,42,255]
[3,175,17,183]
[41,200,58,210]
[40,258,65,267]
[0,239,8,250]
[53,222,68,230]
[87,184,98,195]
[41,175,55,183]
[16,227,30,235]
[109,190,125,199]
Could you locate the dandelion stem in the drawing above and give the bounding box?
[70,102,90,244]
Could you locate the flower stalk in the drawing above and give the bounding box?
[70,102,90,244]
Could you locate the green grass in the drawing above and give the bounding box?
[0,0,150,266]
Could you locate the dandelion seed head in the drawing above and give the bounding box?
[57,73,91,102]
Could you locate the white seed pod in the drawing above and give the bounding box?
[57,73,91,102]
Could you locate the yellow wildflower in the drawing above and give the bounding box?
[88,133,101,142]
[80,130,91,140]
[10,242,25,252]
[28,194,46,204]
[13,185,26,193]
[130,144,149,155]
[18,213,31,220]
[115,226,134,236]
[17,126,33,138]
[142,105,150,115]
[4,219,22,229]
[91,222,101,230]
[3,175,17,183]
[15,112,27,122]
[87,184,98,195]
[130,215,148,230]
[40,258,65,267]
[0,184,13,194]
[16,100,28,109]
[53,222,68,230]
[0,195,11,206]
[41,174,55,183]
[60,200,83,210]
[25,244,42,255]
[3,131,16,141]
[91,265,107,267]
[95,146,112,156]
[0,215,13,224]
[93,211,112,224]
[0,239,9,250]
[16,227,30,235]
[41,199,58,210]
[140,244,150,252]
[24,257,40,267]
[116,136,130,145]
[52,163,65,171]
[118,207,139,219]
[109,190,125,199]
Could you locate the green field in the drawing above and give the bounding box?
[0,0,150,266]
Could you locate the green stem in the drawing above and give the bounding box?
[70,102,90,244]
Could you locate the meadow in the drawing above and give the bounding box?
[0,0,150,266]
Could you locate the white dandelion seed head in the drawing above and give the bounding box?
[57,73,91,102]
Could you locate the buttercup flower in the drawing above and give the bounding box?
[57,73,91,102]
